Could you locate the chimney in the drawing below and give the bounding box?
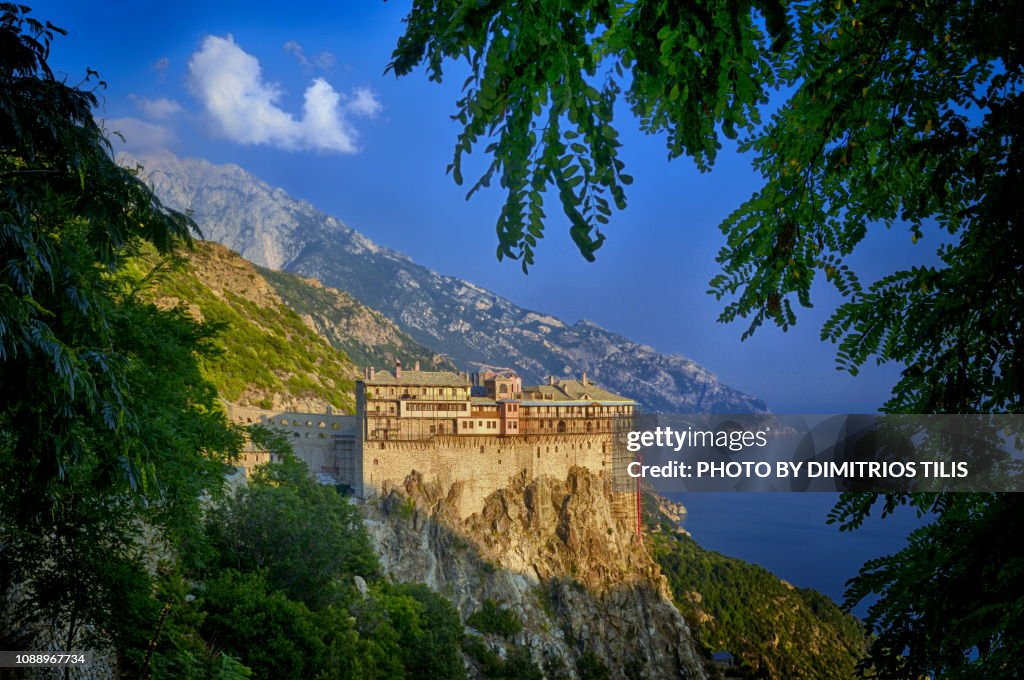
[414,360,420,371]
[548,375,556,385]
[395,359,402,380]
[369,366,375,380]
[581,372,589,386]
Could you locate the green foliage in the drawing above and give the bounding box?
[0,9,467,678]
[576,650,612,680]
[462,635,542,679]
[650,529,867,680]
[467,599,523,638]
[374,582,467,679]
[206,451,379,608]
[711,1,1024,415]
[0,3,241,659]
[830,492,1024,680]
[393,4,1024,676]
[390,0,786,271]
[392,0,1022,416]
[150,457,468,679]
[200,570,328,678]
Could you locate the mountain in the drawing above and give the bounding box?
[130,240,449,412]
[124,150,767,414]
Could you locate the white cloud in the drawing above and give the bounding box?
[314,51,337,70]
[103,117,173,151]
[188,35,378,153]
[283,40,336,70]
[130,95,183,120]
[348,87,383,118]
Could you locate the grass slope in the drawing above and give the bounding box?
[128,242,357,412]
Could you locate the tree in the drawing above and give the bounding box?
[205,450,379,609]
[829,491,1024,679]
[389,1,1023,677]
[388,0,1021,414]
[0,2,241,661]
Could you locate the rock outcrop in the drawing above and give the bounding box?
[364,467,708,679]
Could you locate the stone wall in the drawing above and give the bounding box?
[363,432,624,518]
[226,405,360,488]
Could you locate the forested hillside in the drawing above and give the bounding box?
[645,499,869,680]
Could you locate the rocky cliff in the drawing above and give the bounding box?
[122,150,766,414]
[364,467,709,679]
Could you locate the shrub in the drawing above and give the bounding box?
[467,599,523,637]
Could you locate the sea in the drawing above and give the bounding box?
[663,492,927,617]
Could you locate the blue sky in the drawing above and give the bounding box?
[39,0,935,412]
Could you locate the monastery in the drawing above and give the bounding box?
[230,360,638,518]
